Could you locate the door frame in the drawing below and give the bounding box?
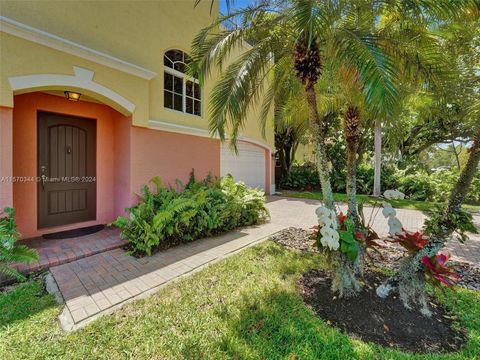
[37,110,97,229]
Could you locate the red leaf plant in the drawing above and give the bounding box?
[422,253,461,287]
[389,230,428,252]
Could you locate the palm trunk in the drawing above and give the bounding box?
[305,86,334,208]
[373,120,382,197]
[377,126,480,315]
[344,106,360,218]
[305,87,361,298]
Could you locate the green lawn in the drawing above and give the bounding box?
[1,242,479,359]
[285,191,480,212]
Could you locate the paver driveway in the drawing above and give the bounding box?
[50,196,479,330]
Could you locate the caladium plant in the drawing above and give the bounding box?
[422,253,460,287]
[389,230,428,253]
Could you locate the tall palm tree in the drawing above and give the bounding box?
[190,0,401,297]
[191,0,475,297]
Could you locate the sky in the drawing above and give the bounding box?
[219,0,255,14]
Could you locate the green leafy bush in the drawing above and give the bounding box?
[398,172,436,201]
[280,161,479,205]
[399,169,480,204]
[113,174,269,256]
[1,207,39,281]
[279,162,400,194]
[278,162,320,190]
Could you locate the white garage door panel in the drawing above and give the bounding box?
[221,143,266,190]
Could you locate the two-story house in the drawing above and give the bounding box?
[0,0,275,238]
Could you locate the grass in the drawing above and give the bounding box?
[285,191,480,212]
[1,242,479,359]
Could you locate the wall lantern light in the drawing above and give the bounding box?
[64,91,81,101]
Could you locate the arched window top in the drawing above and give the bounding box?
[164,49,190,74]
[163,49,201,116]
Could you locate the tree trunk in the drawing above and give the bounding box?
[290,141,299,170]
[344,106,361,218]
[452,142,461,170]
[373,119,382,197]
[446,131,480,214]
[304,86,334,208]
[377,126,480,315]
[277,148,288,179]
[305,87,361,298]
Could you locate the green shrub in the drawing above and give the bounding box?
[398,169,480,204]
[398,172,436,201]
[278,162,320,190]
[279,161,479,204]
[0,207,39,281]
[113,174,269,256]
[279,162,400,194]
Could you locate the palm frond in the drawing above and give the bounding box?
[190,2,277,83]
[209,41,276,148]
[333,29,400,117]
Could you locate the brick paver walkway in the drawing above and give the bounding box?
[14,227,126,274]
[49,196,479,330]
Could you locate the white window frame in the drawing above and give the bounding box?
[164,52,202,117]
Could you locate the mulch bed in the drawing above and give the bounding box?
[455,262,480,291]
[298,269,467,354]
[271,227,318,252]
[272,227,480,290]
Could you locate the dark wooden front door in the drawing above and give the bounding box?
[38,112,96,228]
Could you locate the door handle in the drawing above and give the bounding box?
[40,165,47,190]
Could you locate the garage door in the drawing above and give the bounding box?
[220,142,266,190]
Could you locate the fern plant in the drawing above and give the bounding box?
[113,173,269,256]
[0,207,39,281]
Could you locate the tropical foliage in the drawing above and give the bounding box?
[192,0,478,298]
[280,161,480,204]
[113,174,269,256]
[0,207,38,281]
[422,253,460,288]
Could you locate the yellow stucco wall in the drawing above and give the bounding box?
[0,0,274,148]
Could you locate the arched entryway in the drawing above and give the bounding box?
[11,90,133,238]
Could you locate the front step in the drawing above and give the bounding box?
[12,227,127,275]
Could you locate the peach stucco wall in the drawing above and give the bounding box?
[10,92,270,239]
[0,107,13,209]
[12,92,130,238]
[130,126,221,194]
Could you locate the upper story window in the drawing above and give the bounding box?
[164,49,201,116]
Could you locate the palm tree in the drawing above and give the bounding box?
[195,0,477,305]
[343,105,362,218]
[373,120,382,196]
[190,0,403,297]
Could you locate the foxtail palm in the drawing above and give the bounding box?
[190,0,403,297]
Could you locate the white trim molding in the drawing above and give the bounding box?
[9,66,136,115]
[148,119,273,152]
[0,16,157,80]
